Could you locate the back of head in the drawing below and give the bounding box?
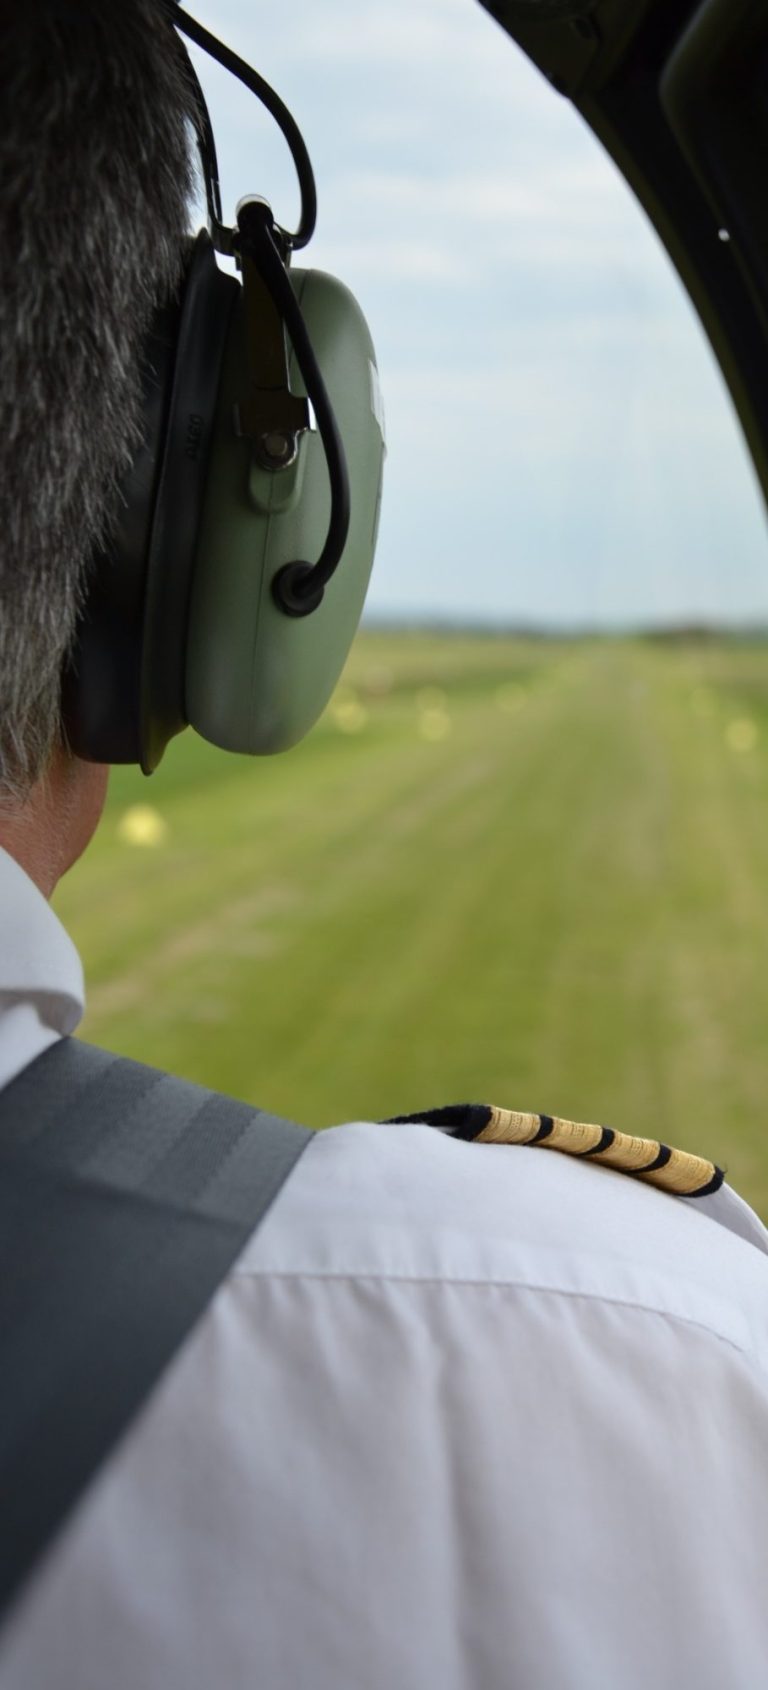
[0,0,194,802]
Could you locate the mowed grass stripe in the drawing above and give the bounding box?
[638,642,768,1205]
[55,634,768,1218]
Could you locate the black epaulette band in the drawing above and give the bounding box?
[386,1104,724,1199]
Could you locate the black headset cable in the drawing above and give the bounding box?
[158,3,345,614]
[166,2,317,252]
[236,201,351,616]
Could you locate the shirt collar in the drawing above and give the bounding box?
[0,845,84,1035]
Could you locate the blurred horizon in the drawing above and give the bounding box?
[359,611,768,639]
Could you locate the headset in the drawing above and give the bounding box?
[62,3,385,774]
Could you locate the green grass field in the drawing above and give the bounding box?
[54,630,768,1219]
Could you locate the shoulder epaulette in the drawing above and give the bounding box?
[386,1103,724,1198]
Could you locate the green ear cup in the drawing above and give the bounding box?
[184,268,385,754]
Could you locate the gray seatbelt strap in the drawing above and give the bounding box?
[0,1036,313,1623]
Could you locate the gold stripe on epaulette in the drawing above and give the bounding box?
[479,1106,722,1198]
[476,1109,545,1147]
[637,1153,719,1197]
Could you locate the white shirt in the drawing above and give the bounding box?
[1,844,768,1690]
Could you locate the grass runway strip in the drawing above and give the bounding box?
[56,632,768,1219]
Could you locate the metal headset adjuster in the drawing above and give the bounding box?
[232,197,310,471]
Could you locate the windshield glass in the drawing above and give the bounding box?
[189,0,768,630]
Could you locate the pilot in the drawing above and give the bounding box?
[0,4,766,1688]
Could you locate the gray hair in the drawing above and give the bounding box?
[0,0,196,800]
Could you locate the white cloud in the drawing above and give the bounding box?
[197,0,532,86]
[312,234,477,285]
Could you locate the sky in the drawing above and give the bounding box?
[186,0,768,629]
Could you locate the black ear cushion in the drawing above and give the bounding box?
[62,232,238,770]
[139,240,238,772]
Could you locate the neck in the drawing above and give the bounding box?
[0,748,109,897]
